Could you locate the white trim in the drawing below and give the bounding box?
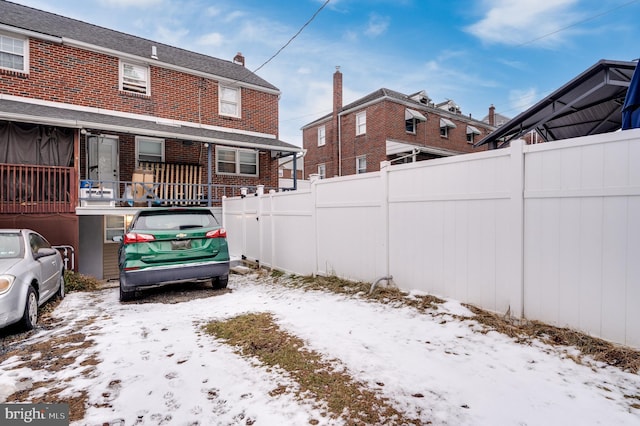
[0,24,62,43]
[120,60,150,95]
[0,31,29,74]
[135,136,165,163]
[218,84,241,118]
[317,125,326,146]
[215,146,258,177]
[0,94,275,139]
[356,111,366,136]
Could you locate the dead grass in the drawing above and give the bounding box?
[271,271,640,374]
[205,312,426,425]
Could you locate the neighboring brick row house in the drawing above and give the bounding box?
[0,0,301,279]
[302,67,496,178]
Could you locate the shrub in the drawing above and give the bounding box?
[64,270,101,293]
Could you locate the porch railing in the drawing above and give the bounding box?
[79,179,274,208]
[0,163,76,213]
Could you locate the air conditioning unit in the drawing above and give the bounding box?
[80,187,115,207]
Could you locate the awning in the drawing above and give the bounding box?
[386,140,461,157]
[440,118,456,128]
[466,125,481,135]
[405,108,427,121]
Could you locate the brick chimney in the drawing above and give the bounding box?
[233,52,245,66]
[488,104,495,126]
[333,66,343,177]
[333,66,343,115]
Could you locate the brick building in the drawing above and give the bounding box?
[0,0,301,279]
[302,67,495,178]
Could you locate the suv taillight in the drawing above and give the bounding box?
[124,232,156,244]
[206,228,227,238]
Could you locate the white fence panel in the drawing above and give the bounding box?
[523,130,640,347]
[222,129,640,348]
[266,191,315,274]
[387,148,522,316]
[315,174,387,282]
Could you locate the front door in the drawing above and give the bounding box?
[87,135,119,192]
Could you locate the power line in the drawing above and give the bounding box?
[515,0,640,47]
[252,0,331,74]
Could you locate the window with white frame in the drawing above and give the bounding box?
[105,215,126,243]
[466,133,474,144]
[120,61,150,95]
[136,137,164,163]
[0,32,28,73]
[216,146,258,176]
[318,125,326,146]
[219,85,241,117]
[318,164,326,179]
[356,156,367,174]
[406,117,417,134]
[356,111,366,135]
[440,125,449,138]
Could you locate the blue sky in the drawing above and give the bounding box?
[10,0,640,147]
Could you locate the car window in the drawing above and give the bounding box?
[134,211,218,230]
[0,233,23,258]
[29,233,51,255]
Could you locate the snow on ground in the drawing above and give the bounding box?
[1,273,639,425]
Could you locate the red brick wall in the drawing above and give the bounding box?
[0,39,279,135]
[303,100,491,177]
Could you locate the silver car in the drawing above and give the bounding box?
[0,229,65,330]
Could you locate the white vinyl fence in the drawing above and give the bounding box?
[223,129,640,348]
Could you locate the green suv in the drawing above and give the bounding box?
[118,208,230,301]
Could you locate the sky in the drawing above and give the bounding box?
[8,0,640,147]
[1,274,639,425]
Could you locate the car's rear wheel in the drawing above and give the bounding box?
[20,286,38,330]
[212,274,228,290]
[56,271,65,299]
[119,272,136,302]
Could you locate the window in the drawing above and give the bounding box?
[318,164,326,179]
[466,125,481,144]
[356,111,366,135]
[0,33,28,73]
[466,133,474,144]
[318,125,326,147]
[136,137,164,163]
[105,215,126,243]
[439,118,456,138]
[219,85,241,117]
[216,147,258,176]
[406,118,416,134]
[120,61,150,95]
[356,156,367,174]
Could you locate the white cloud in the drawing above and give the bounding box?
[99,0,162,6]
[224,10,246,23]
[509,87,539,113]
[205,6,221,17]
[364,13,389,37]
[198,32,225,47]
[465,0,580,47]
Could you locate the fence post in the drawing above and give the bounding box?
[509,139,525,318]
[309,173,320,277]
[380,161,391,280]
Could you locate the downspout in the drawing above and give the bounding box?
[338,114,342,176]
[292,152,298,190]
[206,143,212,206]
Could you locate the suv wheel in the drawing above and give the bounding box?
[212,274,228,290]
[119,272,136,302]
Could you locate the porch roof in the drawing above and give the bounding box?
[0,98,302,153]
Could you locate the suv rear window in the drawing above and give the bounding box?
[133,210,219,231]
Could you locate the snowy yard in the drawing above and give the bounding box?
[0,272,639,425]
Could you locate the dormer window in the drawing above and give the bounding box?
[0,32,28,73]
[120,61,150,95]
